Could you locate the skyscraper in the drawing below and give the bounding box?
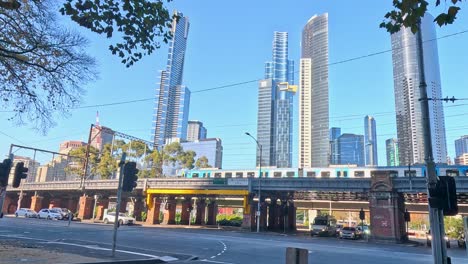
[364,116,378,166]
[391,13,447,165]
[386,138,400,166]
[299,13,329,168]
[329,127,341,165]
[455,135,468,157]
[187,120,207,141]
[257,32,295,168]
[152,11,191,148]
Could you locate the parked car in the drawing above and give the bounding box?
[357,225,371,236]
[310,215,337,237]
[458,233,466,249]
[426,230,450,248]
[103,212,135,226]
[51,208,74,220]
[339,227,362,240]
[37,209,63,220]
[15,208,37,218]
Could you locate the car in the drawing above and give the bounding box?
[37,209,63,220]
[339,227,362,240]
[51,207,74,220]
[15,208,37,218]
[426,230,450,248]
[335,224,344,236]
[458,233,466,249]
[357,225,370,236]
[103,212,135,226]
[310,215,337,237]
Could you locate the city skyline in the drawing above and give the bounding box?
[0,1,467,169]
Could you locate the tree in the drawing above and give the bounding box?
[444,216,464,238]
[1,0,97,132]
[66,145,99,178]
[163,142,183,166]
[195,156,211,169]
[381,0,464,33]
[0,0,174,131]
[122,140,149,159]
[96,144,117,179]
[179,150,196,170]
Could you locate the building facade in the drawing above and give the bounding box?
[455,153,468,165]
[334,133,365,166]
[152,11,191,148]
[386,138,400,166]
[391,13,448,165]
[59,141,86,155]
[257,32,295,168]
[187,120,207,141]
[299,13,329,168]
[329,127,341,165]
[455,135,468,157]
[364,116,378,166]
[8,156,40,185]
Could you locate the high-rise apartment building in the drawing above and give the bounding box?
[187,120,207,141]
[391,13,447,165]
[299,13,329,168]
[256,32,295,168]
[152,11,191,148]
[455,135,468,157]
[364,116,378,166]
[386,138,400,166]
[455,153,468,165]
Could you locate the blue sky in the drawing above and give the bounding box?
[1,0,468,169]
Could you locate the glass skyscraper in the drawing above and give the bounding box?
[257,32,295,168]
[391,13,447,165]
[329,127,341,165]
[386,138,400,166]
[364,115,378,166]
[335,133,365,166]
[299,13,329,168]
[152,11,191,148]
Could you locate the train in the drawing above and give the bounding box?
[182,164,468,179]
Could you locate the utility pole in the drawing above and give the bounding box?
[415,20,448,264]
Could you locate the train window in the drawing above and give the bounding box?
[336,171,341,177]
[202,173,207,178]
[274,172,282,178]
[214,173,222,178]
[262,172,269,178]
[464,170,468,176]
[343,171,348,177]
[321,171,330,178]
[446,170,459,176]
[236,172,243,178]
[389,170,399,177]
[225,172,232,178]
[247,172,255,178]
[192,173,199,178]
[354,171,365,177]
[404,170,416,177]
[306,171,316,177]
[286,171,295,177]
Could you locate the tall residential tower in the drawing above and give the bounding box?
[152,11,191,148]
[364,116,378,166]
[390,13,447,165]
[299,13,329,168]
[257,32,295,168]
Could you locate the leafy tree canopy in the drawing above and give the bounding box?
[381,0,464,33]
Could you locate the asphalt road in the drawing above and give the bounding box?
[0,216,467,264]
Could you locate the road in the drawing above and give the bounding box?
[0,216,467,264]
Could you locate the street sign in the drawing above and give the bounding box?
[227,178,249,186]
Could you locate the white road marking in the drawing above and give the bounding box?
[209,240,228,259]
[201,259,236,264]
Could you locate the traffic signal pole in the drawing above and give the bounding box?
[415,21,448,264]
[112,153,126,257]
[0,147,14,218]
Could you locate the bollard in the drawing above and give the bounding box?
[286,247,308,264]
[68,211,72,227]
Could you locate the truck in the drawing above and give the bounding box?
[310,215,337,237]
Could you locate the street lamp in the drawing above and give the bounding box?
[245,132,262,233]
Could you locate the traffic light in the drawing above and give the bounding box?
[359,208,365,221]
[122,161,138,192]
[428,176,458,216]
[0,159,13,187]
[404,209,411,222]
[12,162,28,188]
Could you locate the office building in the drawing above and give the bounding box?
[152,11,191,148]
[257,32,295,168]
[334,133,365,166]
[391,13,447,165]
[386,138,400,166]
[455,135,468,157]
[299,13,329,168]
[187,120,207,141]
[59,141,86,155]
[329,127,341,165]
[364,116,378,166]
[8,156,40,184]
[455,153,468,165]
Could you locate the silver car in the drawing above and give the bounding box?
[339,227,361,240]
[15,208,38,218]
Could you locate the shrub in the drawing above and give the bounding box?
[216,214,243,227]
